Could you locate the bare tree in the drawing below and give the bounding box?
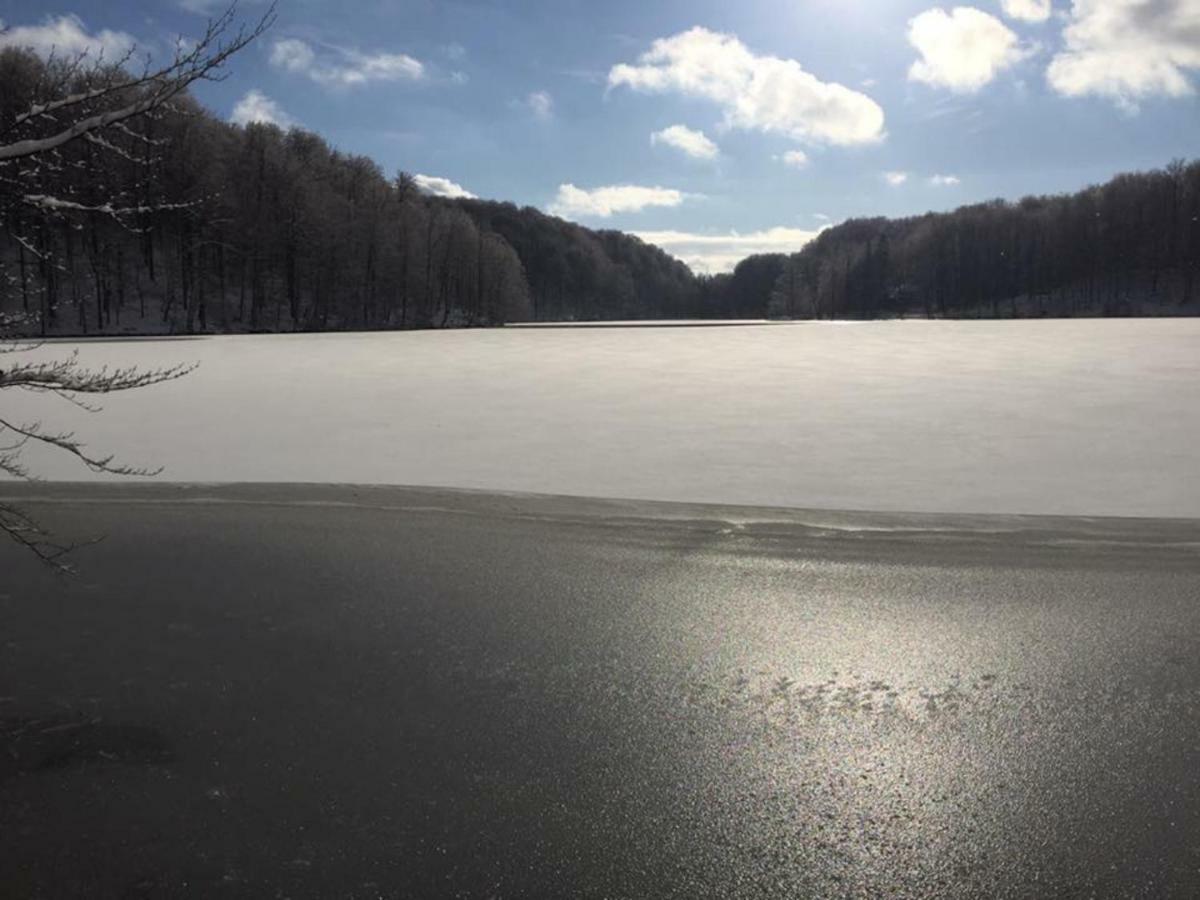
[0,3,273,567]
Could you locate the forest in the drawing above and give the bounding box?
[0,42,700,335]
[762,159,1200,320]
[2,34,1199,334]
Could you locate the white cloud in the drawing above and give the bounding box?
[608,26,885,146]
[230,89,296,128]
[929,173,962,185]
[0,14,135,61]
[526,90,554,120]
[549,184,686,219]
[777,149,810,169]
[633,227,820,275]
[269,37,424,88]
[813,213,832,222]
[650,124,719,160]
[1047,0,1200,107]
[884,171,910,186]
[908,7,1026,92]
[269,38,314,71]
[1000,0,1052,22]
[413,174,476,199]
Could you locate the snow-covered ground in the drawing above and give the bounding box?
[6,320,1199,518]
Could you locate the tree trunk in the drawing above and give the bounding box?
[17,238,30,313]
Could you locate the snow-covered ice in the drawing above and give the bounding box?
[6,319,1199,518]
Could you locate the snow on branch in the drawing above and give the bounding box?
[0,346,197,570]
[0,2,276,164]
[0,414,165,476]
[0,351,196,396]
[22,193,204,226]
[83,130,149,164]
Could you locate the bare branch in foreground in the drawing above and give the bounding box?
[0,3,277,163]
[0,337,197,570]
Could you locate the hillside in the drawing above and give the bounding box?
[753,161,1200,320]
[0,46,708,336]
[3,43,1199,335]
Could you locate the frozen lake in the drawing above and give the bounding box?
[6,319,1199,518]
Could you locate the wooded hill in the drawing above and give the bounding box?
[760,159,1200,320]
[2,41,1198,335]
[0,45,703,335]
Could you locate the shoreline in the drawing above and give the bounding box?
[4,481,1198,556]
[13,312,1200,341]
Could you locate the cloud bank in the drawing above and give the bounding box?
[0,14,134,61]
[633,227,820,275]
[549,184,686,218]
[908,7,1025,93]
[1047,0,1200,107]
[650,124,719,160]
[413,174,476,199]
[609,27,885,146]
[1000,0,1052,23]
[270,38,425,88]
[230,89,296,128]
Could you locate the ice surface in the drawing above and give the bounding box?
[5,319,1198,518]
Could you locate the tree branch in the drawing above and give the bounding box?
[0,500,79,573]
[0,3,276,163]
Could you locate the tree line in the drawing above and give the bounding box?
[1,41,532,335]
[759,160,1200,320]
[0,42,709,335]
[3,30,1200,335]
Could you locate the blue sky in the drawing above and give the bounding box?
[3,0,1200,272]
